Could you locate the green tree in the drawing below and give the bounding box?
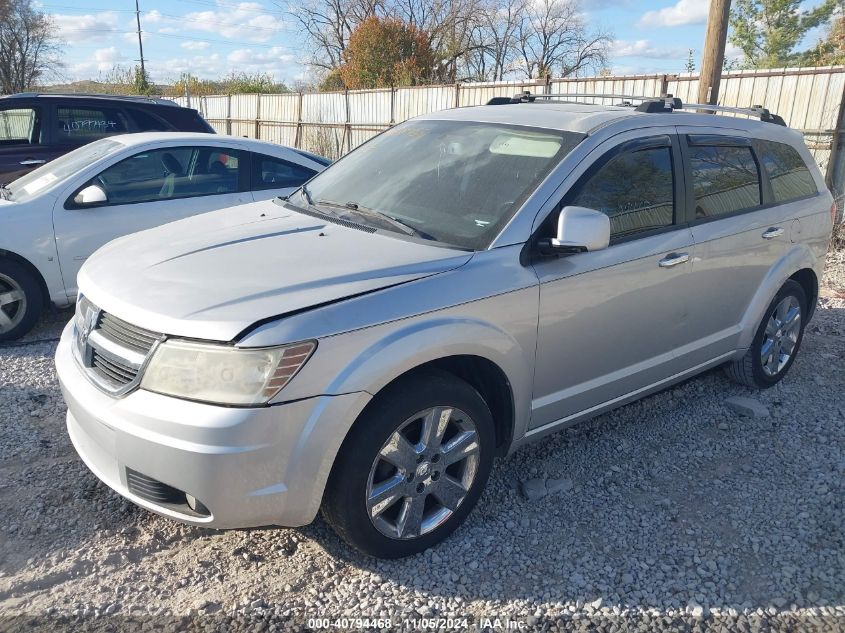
[685,49,695,73]
[729,0,839,68]
[339,17,435,89]
[803,12,845,65]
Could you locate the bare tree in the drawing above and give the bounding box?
[464,0,526,80]
[285,0,384,71]
[0,0,61,93]
[516,0,610,79]
[284,0,608,83]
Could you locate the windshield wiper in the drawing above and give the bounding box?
[302,183,315,207]
[0,186,12,201]
[315,199,424,237]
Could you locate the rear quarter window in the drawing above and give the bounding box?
[128,108,172,132]
[756,140,817,203]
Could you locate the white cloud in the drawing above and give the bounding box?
[51,11,120,43]
[93,46,128,71]
[166,3,287,43]
[611,39,687,59]
[227,46,295,67]
[181,41,211,51]
[639,0,710,28]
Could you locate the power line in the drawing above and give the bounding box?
[57,28,287,50]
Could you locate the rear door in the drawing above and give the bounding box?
[0,102,57,183]
[52,144,250,296]
[674,127,803,367]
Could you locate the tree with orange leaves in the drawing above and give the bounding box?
[339,17,435,89]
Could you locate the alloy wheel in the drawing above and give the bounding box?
[760,295,801,377]
[366,406,480,540]
[0,273,26,335]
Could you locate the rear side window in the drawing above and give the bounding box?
[689,146,761,219]
[128,108,172,132]
[571,146,675,239]
[0,107,41,145]
[756,140,817,203]
[251,153,316,190]
[56,106,129,142]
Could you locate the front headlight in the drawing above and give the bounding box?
[140,339,316,406]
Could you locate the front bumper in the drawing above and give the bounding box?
[55,322,371,529]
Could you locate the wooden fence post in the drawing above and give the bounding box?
[294,92,303,149]
[254,93,261,140]
[225,94,232,135]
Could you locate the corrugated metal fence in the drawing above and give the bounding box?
[174,66,845,195]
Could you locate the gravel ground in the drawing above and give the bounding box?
[1,255,844,633]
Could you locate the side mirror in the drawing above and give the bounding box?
[73,185,107,207]
[538,206,610,255]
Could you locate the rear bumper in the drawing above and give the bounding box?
[56,322,371,529]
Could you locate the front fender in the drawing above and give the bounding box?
[271,288,539,443]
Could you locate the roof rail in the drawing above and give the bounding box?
[487,91,786,125]
[682,102,786,126]
[1,92,179,107]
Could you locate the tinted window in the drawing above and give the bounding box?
[252,153,316,190]
[57,106,129,142]
[571,146,674,239]
[88,146,241,205]
[0,107,41,145]
[757,140,817,203]
[690,145,761,219]
[129,108,171,132]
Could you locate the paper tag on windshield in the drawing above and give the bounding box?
[22,173,57,195]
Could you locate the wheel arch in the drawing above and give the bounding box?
[788,268,818,319]
[0,248,50,308]
[736,246,819,352]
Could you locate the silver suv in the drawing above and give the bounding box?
[56,95,835,558]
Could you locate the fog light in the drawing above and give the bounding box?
[186,494,209,515]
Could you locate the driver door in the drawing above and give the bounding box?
[53,145,250,297]
[530,133,695,430]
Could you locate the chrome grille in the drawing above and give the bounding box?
[98,313,159,354]
[73,298,162,395]
[91,348,139,387]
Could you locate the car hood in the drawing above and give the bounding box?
[79,200,473,341]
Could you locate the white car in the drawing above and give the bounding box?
[0,132,328,340]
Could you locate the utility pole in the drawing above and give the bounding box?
[697,0,731,105]
[135,0,146,80]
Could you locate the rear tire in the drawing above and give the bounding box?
[725,280,807,389]
[322,370,495,558]
[0,259,43,342]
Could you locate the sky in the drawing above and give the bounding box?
[38,0,827,86]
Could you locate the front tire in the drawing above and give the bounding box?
[322,370,495,558]
[0,259,43,342]
[725,280,807,389]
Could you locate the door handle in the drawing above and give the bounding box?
[762,227,784,239]
[20,159,46,166]
[658,252,690,268]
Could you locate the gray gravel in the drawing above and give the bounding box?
[1,255,844,632]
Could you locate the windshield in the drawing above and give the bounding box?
[295,120,583,250]
[7,138,123,203]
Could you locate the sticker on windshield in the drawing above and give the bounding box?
[489,133,562,158]
[22,172,57,195]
